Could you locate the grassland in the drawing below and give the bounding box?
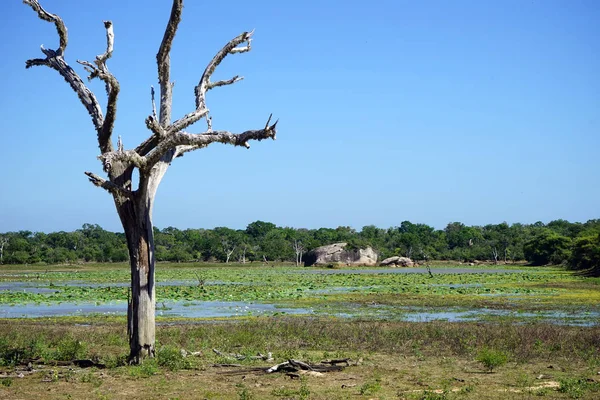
[0,262,599,399]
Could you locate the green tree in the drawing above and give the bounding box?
[569,234,600,276]
[523,229,572,265]
[245,221,276,240]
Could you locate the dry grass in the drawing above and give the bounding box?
[1,317,599,399]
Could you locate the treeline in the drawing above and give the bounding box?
[1,220,599,275]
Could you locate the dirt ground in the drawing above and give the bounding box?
[1,352,598,400]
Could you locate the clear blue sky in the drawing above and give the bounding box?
[1,0,598,233]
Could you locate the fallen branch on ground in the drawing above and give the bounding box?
[320,358,351,366]
[212,348,273,361]
[265,359,344,374]
[212,358,347,376]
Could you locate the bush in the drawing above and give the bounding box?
[569,234,600,276]
[559,377,600,399]
[53,336,87,361]
[156,345,190,371]
[476,348,508,372]
[523,230,571,265]
[0,337,47,366]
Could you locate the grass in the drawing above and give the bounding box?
[0,262,599,398]
[0,318,597,398]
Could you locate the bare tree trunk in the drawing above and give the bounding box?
[115,187,156,363]
[293,240,304,267]
[492,247,499,265]
[225,246,236,264]
[0,237,8,264]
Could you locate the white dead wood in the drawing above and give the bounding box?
[0,236,9,264]
[293,239,305,267]
[23,0,277,364]
[266,361,290,373]
[492,247,499,264]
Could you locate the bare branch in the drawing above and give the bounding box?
[99,150,147,172]
[25,57,49,68]
[167,109,210,135]
[195,31,253,109]
[149,116,278,167]
[174,144,201,158]
[135,136,160,157]
[264,113,273,130]
[150,86,157,120]
[23,0,67,54]
[85,172,133,199]
[77,20,119,153]
[24,2,119,154]
[167,31,252,135]
[26,46,105,136]
[145,116,166,137]
[98,21,114,65]
[157,0,183,126]
[207,75,243,91]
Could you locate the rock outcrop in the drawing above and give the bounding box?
[379,256,414,267]
[304,243,378,267]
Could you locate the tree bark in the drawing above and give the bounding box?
[0,236,8,264]
[117,194,156,363]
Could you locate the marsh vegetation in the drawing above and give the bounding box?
[1,262,599,398]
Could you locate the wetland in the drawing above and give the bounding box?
[1,262,599,399]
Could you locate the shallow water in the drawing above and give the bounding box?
[0,282,58,294]
[0,300,311,319]
[0,280,243,291]
[337,305,600,326]
[0,299,597,326]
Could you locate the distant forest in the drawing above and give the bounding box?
[1,219,599,275]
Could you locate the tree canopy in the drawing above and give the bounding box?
[2,219,599,275]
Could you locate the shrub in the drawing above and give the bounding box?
[476,348,508,372]
[156,345,190,371]
[53,336,87,361]
[569,234,600,276]
[523,230,571,265]
[559,377,600,399]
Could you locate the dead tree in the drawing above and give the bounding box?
[239,243,248,264]
[0,236,8,264]
[23,0,277,364]
[222,240,236,264]
[491,247,499,264]
[292,239,305,267]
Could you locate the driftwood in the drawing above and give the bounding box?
[213,358,346,376]
[179,349,202,358]
[320,358,351,366]
[212,363,243,368]
[72,359,107,369]
[265,361,292,373]
[265,359,344,374]
[17,358,105,369]
[212,348,273,361]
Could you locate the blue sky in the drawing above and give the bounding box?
[1,0,598,233]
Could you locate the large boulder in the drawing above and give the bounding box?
[304,243,378,267]
[380,256,414,267]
